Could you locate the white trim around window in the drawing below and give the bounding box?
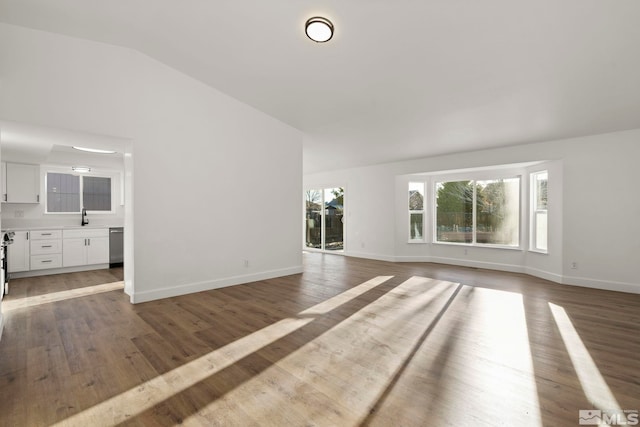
[44,166,117,215]
[529,170,548,254]
[408,181,426,243]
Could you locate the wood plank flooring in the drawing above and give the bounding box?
[0,254,639,426]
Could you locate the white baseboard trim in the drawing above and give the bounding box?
[393,256,431,263]
[429,256,525,274]
[396,255,525,274]
[344,251,396,263]
[354,253,640,294]
[130,265,304,304]
[10,264,110,279]
[561,275,640,294]
[0,311,4,342]
[524,266,564,283]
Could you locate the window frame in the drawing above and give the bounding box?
[304,186,346,252]
[408,181,426,243]
[432,172,523,250]
[529,170,549,254]
[44,169,116,215]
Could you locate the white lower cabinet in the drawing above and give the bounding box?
[8,231,30,273]
[86,237,109,265]
[62,238,87,267]
[30,254,62,270]
[7,227,110,275]
[30,229,63,270]
[30,239,62,255]
[63,229,109,267]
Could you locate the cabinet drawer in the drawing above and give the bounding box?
[63,228,109,239]
[30,239,62,255]
[30,230,62,240]
[30,254,62,270]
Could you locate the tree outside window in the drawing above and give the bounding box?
[436,178,520,246]
[409,182,425,241]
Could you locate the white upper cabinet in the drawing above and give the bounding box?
[1,162,5,204]
[2,162,40,203]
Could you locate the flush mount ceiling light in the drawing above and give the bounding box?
[72,146,116,154]
[72,166,91,173]
[305,17,334,43]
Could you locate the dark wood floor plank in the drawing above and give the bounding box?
[0,258,639,426]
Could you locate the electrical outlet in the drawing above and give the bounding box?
[15,210,24,218]
[360,242,365,249]
[571,262,578,269]
[464,248,468,255]
[244,259,249,268]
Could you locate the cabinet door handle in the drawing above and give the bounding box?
[42,233,52,236]
[42,245,52,248]
[42,260,53,263]
[3,194,6,201]
[88,239,91,246]
[27,232,29,240]
[37,195,40,202]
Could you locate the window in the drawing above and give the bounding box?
[476,178,520,245]
[46,172,113,213]
[47,172,80,213]
[83,176,112,211]
[530,171,548,252]
[435,181,473,243]
[409,182,425,241]
[305,187,344,251]
[435,177,520,247]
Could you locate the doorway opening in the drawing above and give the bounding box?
[305,187,344,252]
[0,120,135,301]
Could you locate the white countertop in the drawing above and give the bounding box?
[2,225,122,232]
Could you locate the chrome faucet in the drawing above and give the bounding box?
[81,208,89,226]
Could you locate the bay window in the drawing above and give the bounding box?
[435,177,520,247]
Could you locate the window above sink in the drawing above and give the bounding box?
[46,171,114,214]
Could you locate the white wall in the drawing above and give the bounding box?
[304,130,640,294]
[0,24,303,302]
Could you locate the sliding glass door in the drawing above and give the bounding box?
[305,187,344,251]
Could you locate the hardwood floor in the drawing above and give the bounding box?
[0,254,639,426]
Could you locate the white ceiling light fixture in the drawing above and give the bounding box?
[72,166,91,173]
[305,17,334,43]
[72,146,116,154]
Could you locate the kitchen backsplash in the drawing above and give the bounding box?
[1,203,123,230]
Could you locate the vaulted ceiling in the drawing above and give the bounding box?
[2,0,640,172]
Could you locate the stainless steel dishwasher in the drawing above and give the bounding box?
[109,227,124,267]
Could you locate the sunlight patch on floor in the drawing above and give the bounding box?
[53,276,394,426]
[303,275,393,315]
[3,281,124,311]
[187,277,459,425]
[549,302,624,423]
[437,288,543,426]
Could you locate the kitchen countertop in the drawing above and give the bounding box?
[2,225,123,232]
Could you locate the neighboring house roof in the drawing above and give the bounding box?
[409,190,424,210]
[306,201,322,211]
[326,199,343,210]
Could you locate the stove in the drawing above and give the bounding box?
[1,231,14,295]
